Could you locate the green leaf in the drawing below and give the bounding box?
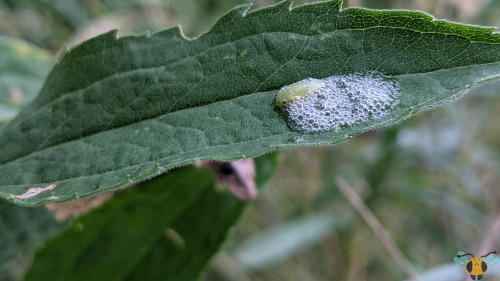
[0,36,53,125]
[2,0,500,205]
[23,166,248,281]
[254,151,280,189]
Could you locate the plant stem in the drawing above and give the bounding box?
[335,176,421,281]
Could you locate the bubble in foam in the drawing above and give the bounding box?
[276,72,401,133]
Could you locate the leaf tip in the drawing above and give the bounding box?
[274,0,293,11]
[215,4,252,26]
[153,25,185,38]
[331,0,343,9]
[248,0,293,16]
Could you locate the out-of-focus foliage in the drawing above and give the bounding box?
[0,0,255,51]
[0,201,66,281]
[1,0,500,280]
[0,36,53,125]
[205,1,500,281]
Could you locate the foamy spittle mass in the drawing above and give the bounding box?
[276,72,401,133]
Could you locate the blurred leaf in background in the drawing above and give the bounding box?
[23,167,246,281]
[0,36,53,125]
[0,201,67,281]
[0,0,255,51]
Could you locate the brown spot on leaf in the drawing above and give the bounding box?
[10,184,56,199]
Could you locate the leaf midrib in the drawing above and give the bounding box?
[3,61,491,190]
[3,60,498,177]
[0,87,273,175]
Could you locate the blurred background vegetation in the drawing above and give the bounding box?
[2,0,500,280]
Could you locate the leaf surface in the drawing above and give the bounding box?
[1,0,500,205]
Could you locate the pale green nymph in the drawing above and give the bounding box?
[275,80,325,106]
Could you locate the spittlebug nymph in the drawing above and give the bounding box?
[275,80,325,107]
